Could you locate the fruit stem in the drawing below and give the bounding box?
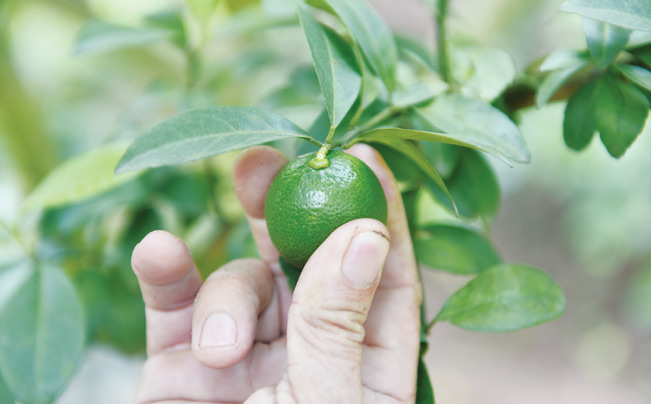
[324,125,336,144]
[309,144,331,169]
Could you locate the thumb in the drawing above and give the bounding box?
[284,218,390,403]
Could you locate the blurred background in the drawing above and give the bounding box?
[1,0,650,403]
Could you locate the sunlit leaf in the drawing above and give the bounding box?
[308,0,398,92]
[0,263,84,404]
[115,107,313,173]
[23,142,137,211]
[561,0,651,32]
[451,45,516,102]
[595,74,650,158]
[435,264,566,332]
[415,94,531,164]
[415,224,501,275]
[298,5,361,128]
[563,81,599,151]
[617,64,651,91]
[539,49,590,71]
[74,19,176,55]
[583,18,631,68]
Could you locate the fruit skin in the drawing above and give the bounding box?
[265,150,388,268]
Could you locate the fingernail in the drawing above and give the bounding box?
[342,231,390,288]
[199,312,237,349]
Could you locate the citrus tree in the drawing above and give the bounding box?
[0,0,650,403]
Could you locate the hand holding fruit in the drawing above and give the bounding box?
[130,144,421,403]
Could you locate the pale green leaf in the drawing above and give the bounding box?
[415,94,531,164]
[23,142,138,211]
[617,64,651,91]
[115,106,313,173]
[415,224,501,275]
[435,264,566,332]
[539,49,589,71]
[308,0,398,92]
[298,5,361,128]
[0,264,84,404]
[561,0,651,32]
[583,18,631,68]
[74,19,176,55]
[536,60,589,108]
[451,45,516,102]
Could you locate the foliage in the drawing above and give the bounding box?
[0,0,649,402]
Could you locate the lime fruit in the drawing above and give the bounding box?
[264,150,388,268]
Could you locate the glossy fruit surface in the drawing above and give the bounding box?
[264,150,387,268]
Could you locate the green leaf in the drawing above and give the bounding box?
[356,134,456,213]
[446,150,500,223]
[582,18,631,68]
[595,74,650,158]
[74,19,176,55]
[415,224,501,275]
[539,49,590,71]
[563,81,599,151]
[393,83,437,108]
[451,45,516,102]
[560,0,651,32]
[561,0,651,31]
[298,5,361,128]
[415,94,531,164]
[23,142,138,211]
[536,60,589,108]
[631,45,651,66]
[0,263,84,404]
[415,355,435,404]
[308,0,398,92]
[279,256,302,292]
[435,264,566,332]
[0,374,12,404]
[617,64,651,91]
[115,106,313,173]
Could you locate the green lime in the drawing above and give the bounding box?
[264,150,388,268]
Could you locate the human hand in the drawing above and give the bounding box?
[131,144,421,403]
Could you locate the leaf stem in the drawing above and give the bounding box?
[338,105,399,149]
[436,0,456,91]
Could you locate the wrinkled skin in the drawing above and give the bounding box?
[131,144,421,404]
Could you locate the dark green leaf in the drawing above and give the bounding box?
[416,94,531,164]
[0,263,84,404]
[115,107,313,173]
[74,19,176,55]
[447,150,500,223]
[583,18,631,68]
[415,355,435,404]
[356,134,456,213]
[308,0,398,92]
[631,45,651,66]
[415,224,501,275]
[23,142,138,211]
[561,0,651,32]
[421,143,460,179]
[536,60,589,108]
[435,264,566,332]
[563,81,599,151]
[595,74,650,157]
[617,64,651,91]
[298,5,361,128]
[279,256,302,292]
